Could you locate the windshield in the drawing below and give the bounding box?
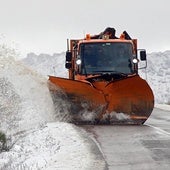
[79,42,134,75]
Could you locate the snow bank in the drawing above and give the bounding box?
[155,104,170,111]
[0,55,106,170]
[0,123,106,170]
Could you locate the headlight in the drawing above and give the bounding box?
[132,58,139,64]
[76,59,81,65]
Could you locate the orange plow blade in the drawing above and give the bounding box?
[49,75,154,124]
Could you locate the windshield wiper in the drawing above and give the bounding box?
[91,70,128,76]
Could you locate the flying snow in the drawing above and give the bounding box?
[0,53,106,169]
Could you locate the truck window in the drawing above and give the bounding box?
[80,42,134,75]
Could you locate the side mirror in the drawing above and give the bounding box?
[140,50,146,61]
[65,62,72,69]
[138,49,147,69]
[65,51,72,69]
[66,51,72,62]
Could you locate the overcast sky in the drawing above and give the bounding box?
[0,0,170,57]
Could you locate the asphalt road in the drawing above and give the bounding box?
[80,108,170,170]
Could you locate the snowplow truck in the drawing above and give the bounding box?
[49,30,154,124]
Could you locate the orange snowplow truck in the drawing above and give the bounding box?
[49,29,154,124]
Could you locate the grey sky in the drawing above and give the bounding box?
[0,0,170,56]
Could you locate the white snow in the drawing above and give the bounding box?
[155,104,170,111]
[0,122,105,170]
[139,50,170,104]
[0,50,106,169]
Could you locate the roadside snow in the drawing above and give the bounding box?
[0,123,106,170]
[155,104,170,111]
[0,56,106,170]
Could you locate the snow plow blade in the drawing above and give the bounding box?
[49,75,154,124]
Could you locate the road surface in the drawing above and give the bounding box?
[80,107,170,170]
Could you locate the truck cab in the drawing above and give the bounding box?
[65,34,146,82]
